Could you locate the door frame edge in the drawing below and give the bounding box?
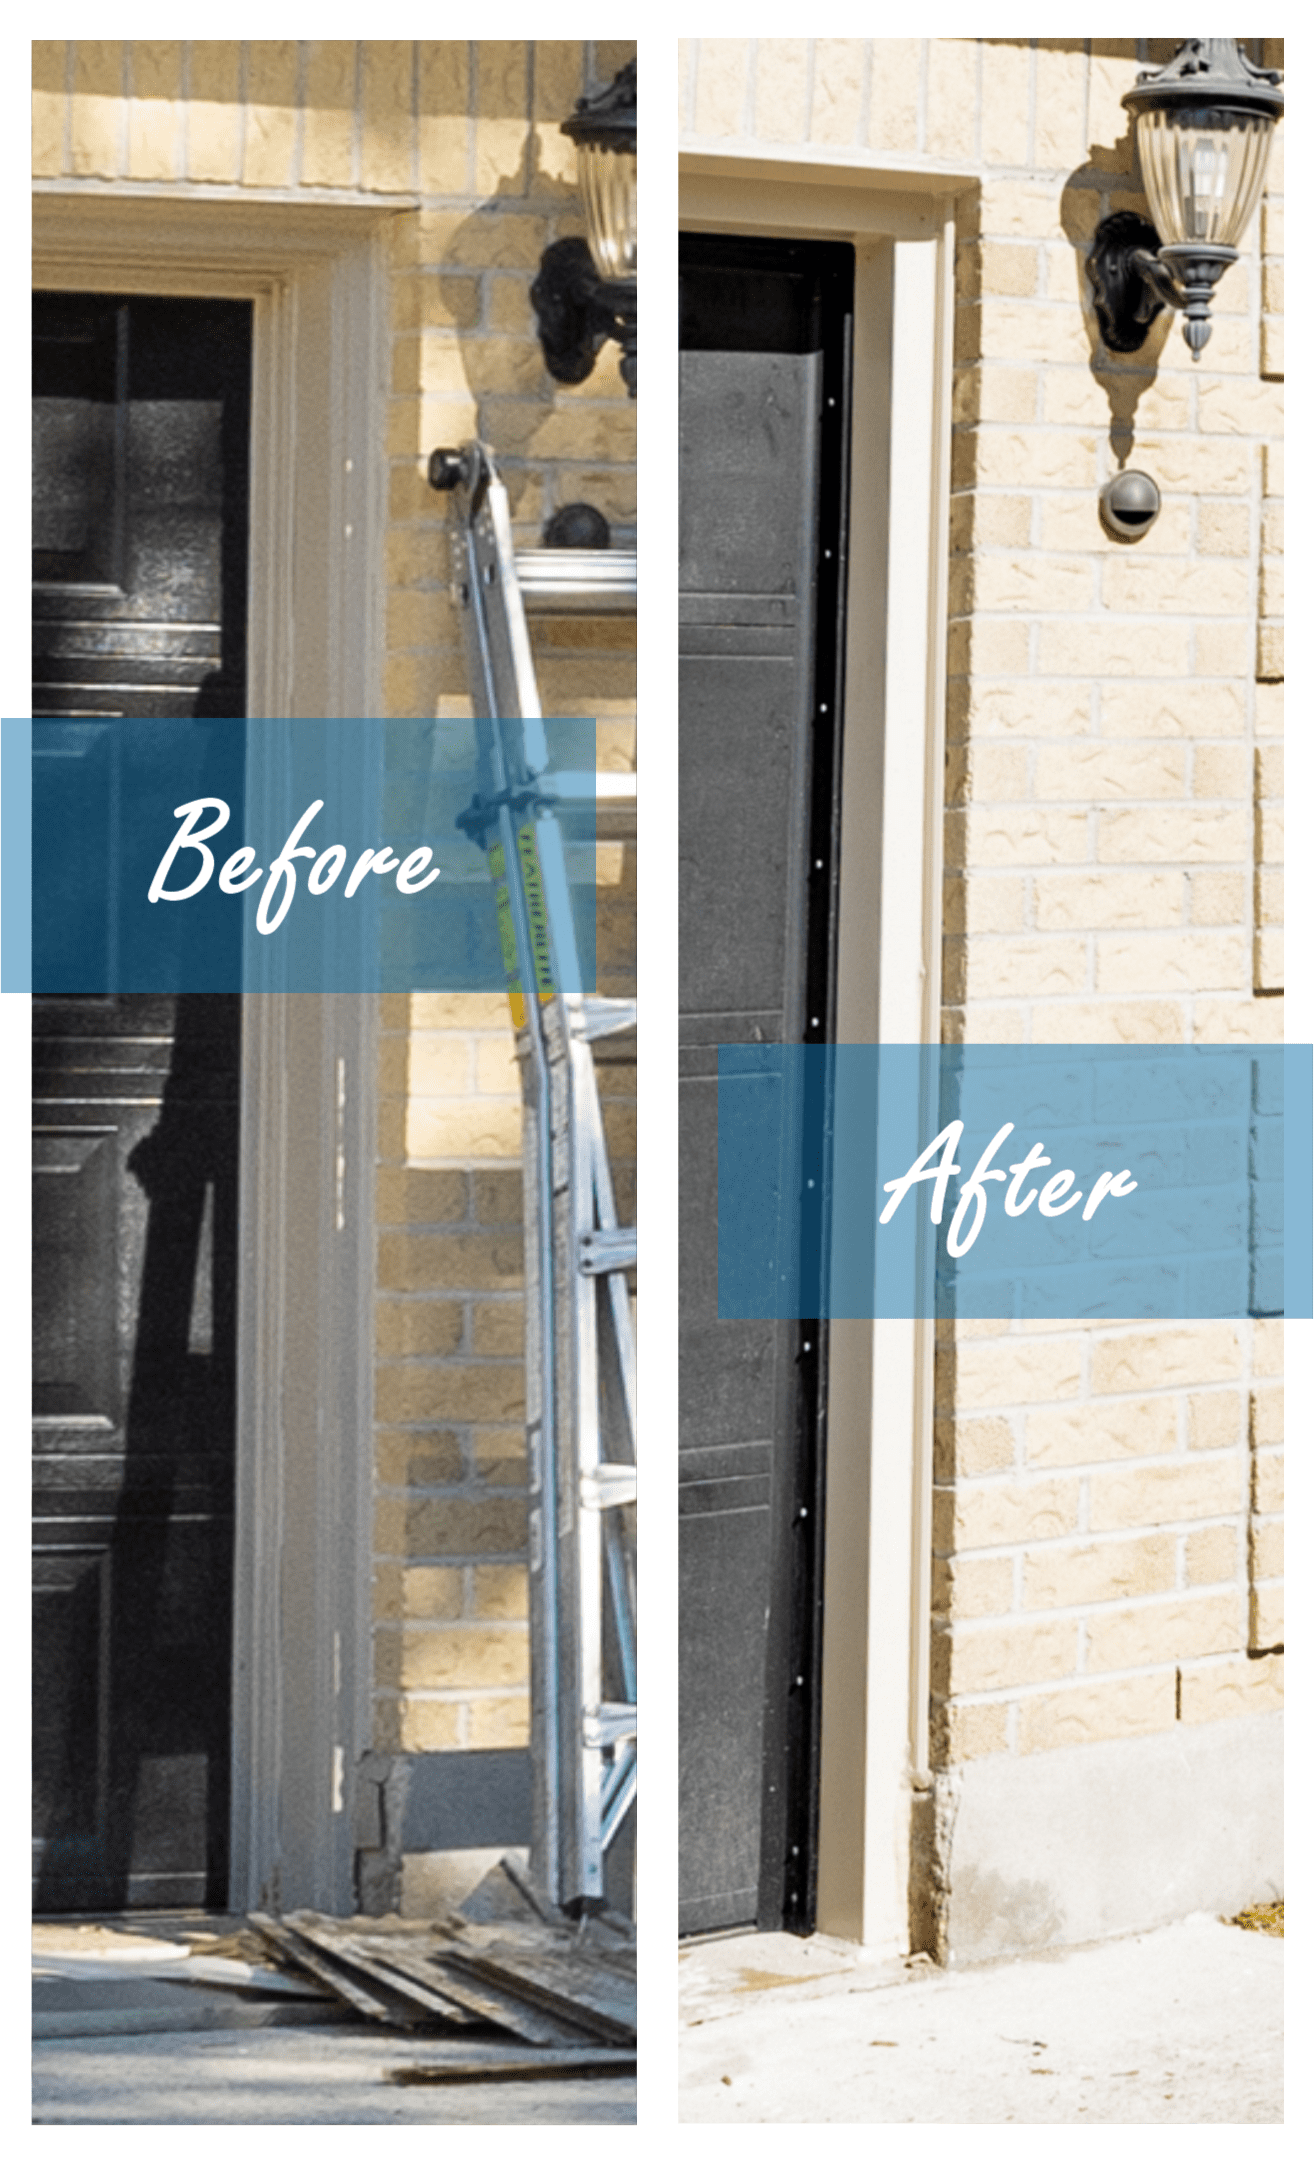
[33,191,388,1914]
[679,161,958,1952]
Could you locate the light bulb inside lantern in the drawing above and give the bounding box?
[1137,106,1274,250]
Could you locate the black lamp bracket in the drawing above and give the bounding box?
[531,236,637,398]
[1129,244,1183,313]
[1089,211,1236,359]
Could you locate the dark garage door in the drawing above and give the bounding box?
[678,236,853,1935]
[32,292,250,1912]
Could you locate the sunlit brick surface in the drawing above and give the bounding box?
[683,38,1284,1764]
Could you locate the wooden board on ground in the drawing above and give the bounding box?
[281,1915,476,2027]
[387,2048,636,2086]
[249,1915,426,2029]
[392,1953,598,2047]
[243,1856,637,2049]
[348,1937,595,2043]
[259,1911,591,2046]
[438,1924,636,2045]
[176,1955,330,1998]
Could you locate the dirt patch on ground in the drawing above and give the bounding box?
[732,1967,847,1994]
[1227,1903,1283,1937]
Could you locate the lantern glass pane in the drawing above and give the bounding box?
[577,141,637,283]
[1138,107,1274,248]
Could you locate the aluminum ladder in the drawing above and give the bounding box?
[429,440,637,1913]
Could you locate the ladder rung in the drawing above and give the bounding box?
[548,771,635,802]
[580,1464,637,1510]
[583,1703,637,1751]
[542,770,635,840]
[579,997,637,1041]
[515,549,637,615]
[579,1228,637,1275]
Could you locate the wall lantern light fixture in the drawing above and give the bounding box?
[531,60,637,397]
[1089,39,1282,361]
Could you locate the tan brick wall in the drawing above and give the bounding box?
[373,1026,532,1752]
[1254,436,1283,995]
[35,41,636,1787]
[942,53,1283,1054]
[1249,1371,1284,1652]
[930,1314,1284,1761]
[682,38,1285,1767]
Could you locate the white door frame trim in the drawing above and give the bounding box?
[680,161,955,1951]
[33,191,388,1912]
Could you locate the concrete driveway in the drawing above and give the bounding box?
[680,1912,1281,2123]
[33,2027,635,2124]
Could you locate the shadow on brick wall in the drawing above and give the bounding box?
[1060,133,1172,470]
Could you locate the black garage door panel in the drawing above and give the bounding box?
[678,654,808,1021]
[32,292,250,1914]
[679,236,853,1935]
[677,1503,774,1935]
[678,1069,779,1450]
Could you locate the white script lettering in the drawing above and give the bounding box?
[148,798,231,903]
[147,799,441,935]
[882,1129,1137,1254]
